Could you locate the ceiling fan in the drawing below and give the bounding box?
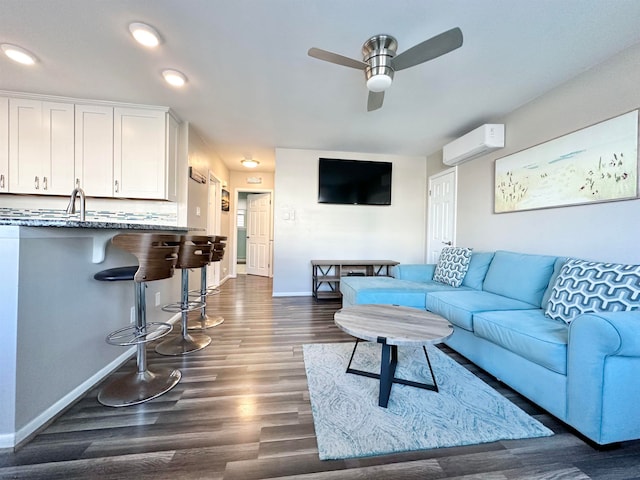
[308,28,463,112]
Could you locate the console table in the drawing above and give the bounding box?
[311,260,399,301]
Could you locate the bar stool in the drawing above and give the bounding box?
[155,235,213,355]
[187,235,227,330]
[93,233,182,407]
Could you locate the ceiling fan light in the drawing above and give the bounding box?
[1,43,37,65]
[241,158,259,168]
[162,69,187,87]
[129,22,161,47]
[366,74,392,92]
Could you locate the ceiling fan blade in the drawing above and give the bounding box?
[308,47,367,70]
[367,91,384,112]
[391,27,463,71]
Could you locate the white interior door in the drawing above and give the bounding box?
[427,168,457,264]
[207,174,221,286]
[246,192,272,277]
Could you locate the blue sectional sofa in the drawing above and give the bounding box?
[339,250,640,446]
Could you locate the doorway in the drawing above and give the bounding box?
[232,188,273,277]
[426,167,457,263]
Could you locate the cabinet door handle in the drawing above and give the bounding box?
[76,178,80,188]
[0,174,4,189]
[43,177,48,190]
[114,180,119,193]
[34,176,39,190]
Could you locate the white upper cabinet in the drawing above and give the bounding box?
[75,104,114,197]
[0,97,7,193]
[3,93,180,200]
[114,107,169,200]
[9,98,75,195]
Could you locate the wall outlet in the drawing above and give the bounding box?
[155,292,161,306]
[130,306,135,324]
[196,206,201,217]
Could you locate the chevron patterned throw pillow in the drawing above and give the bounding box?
[545,258,640,324]
[433,247,473,287]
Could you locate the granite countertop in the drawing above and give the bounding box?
[0,217,192,231]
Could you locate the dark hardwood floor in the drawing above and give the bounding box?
[2,274,640,479]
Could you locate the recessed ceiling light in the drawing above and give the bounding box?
[162,69,187,87]
[241,158,259,168]
[128,22,161,48]
[1,44,37,65]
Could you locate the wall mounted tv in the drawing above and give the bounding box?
[318,158,392,205]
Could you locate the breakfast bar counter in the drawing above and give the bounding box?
[0,221,190,448]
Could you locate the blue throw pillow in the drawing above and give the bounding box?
[545,258,640,324]
[433,247,472,287]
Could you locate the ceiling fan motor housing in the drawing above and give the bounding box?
[362,34,397,91]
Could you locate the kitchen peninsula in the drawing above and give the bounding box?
[0,220,190,449]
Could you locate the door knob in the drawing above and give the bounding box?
[442,241,452,246]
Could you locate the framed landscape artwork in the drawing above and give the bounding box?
[494,110,639,213]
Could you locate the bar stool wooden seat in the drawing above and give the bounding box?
[187,235,227,330]
[155,235,213,355]
[93,233,182,407]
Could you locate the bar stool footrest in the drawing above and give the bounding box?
[105,322,173,346]
[188,287,220,297]
[161,300,205,313]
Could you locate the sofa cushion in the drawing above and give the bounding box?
[473,309,568,375]
[433,247,472,287]
[483,251,558,306]
[340,276,468,309]
[462,252,495,290]
[427,290,538,332]
[392,264,436,282]
[545,258,640,324]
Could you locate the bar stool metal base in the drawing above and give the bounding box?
[97,367,182,407]
[155,332,211,356]
[187,313,224,330]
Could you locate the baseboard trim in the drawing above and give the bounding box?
[5,312,184,450]
[7,347,135,449]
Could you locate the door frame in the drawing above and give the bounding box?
[231,187,274,278]
[426,167,458,262]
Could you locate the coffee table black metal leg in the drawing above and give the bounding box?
[378,339,397,408]
[345,339,439,408]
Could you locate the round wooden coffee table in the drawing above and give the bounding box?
[334,304,453,408]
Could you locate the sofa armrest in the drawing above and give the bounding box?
[567,311,640,444]
[393,264,436,282]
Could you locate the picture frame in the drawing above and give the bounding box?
[494,109,639,213]
[221,189,230,212]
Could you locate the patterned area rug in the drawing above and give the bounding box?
[303,342,553,460]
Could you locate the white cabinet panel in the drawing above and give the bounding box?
[0,97,7,193]
[42,102,75,195]
[75,105,114,197]
[9,99,74,195]
[114,107,166,199]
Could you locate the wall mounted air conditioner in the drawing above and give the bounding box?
[442,124,505,166]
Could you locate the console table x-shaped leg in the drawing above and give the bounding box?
[345,338,439,408]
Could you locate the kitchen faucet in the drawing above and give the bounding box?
[66,186,86,221]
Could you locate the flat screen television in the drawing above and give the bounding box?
[318,158,392,205]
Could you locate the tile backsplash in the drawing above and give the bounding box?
[0,207,177,225]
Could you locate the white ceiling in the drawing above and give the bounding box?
[2,1,640,173]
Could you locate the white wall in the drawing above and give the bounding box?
[449,42,640,264]
[273,148,427,296]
